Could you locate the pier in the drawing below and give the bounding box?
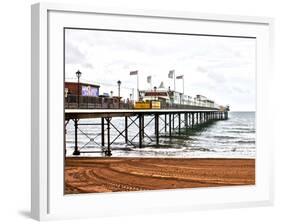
[65,107,229,156]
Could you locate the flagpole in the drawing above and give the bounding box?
[182,75,184,95]
[174,71,176,92]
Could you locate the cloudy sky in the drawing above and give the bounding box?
[65,29,256,111]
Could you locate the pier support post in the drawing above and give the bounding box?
[164,114,167,133]
[142,115,145,139]
[101,117,105,147]
[185,113,188,135]
[169,113,172,137]
[155,113,159,146]
[105,117,112,156]
[172,114,175,130]
[125,116,128,144]
[73,118,80,155]
[178,113,181,134]
[139,114,143,148]
[192,113,194,128]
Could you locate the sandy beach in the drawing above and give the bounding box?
[65,157,255,194]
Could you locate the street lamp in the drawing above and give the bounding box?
[117,80,121,109]
[76,70,82,108]
[154,86,157,101]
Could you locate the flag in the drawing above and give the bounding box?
[159,81,164,88]
[168,70,175,79]
[130,70,138,76]
[176,75,184,79]
[147,75,152,83]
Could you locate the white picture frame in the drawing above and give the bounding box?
[31,2,274,221]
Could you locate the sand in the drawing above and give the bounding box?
[64,157,255,194]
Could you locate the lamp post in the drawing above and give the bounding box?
[76,70,82,108]
[154,86,157,101]
[117,80,121,109]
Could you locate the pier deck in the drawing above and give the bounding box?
[65,108,220,119]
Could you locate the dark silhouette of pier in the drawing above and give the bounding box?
[65,107,229,156]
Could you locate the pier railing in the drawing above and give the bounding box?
[65,95,222,110]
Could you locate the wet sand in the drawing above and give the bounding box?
[65,157,255,194]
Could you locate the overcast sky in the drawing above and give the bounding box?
[65,29,256,111]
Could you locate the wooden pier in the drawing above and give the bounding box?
[65,108,229,156]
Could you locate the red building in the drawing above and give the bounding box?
[65,81,100,97]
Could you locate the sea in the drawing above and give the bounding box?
[65,111,255,158]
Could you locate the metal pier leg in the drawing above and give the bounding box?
[155,113,159,146]
[105,117,112,156]
[142,115,145,139]
[178,113,181,134]
[155,114,157,135]
[125,116,128,144]
[164,114,167,133]
[139,114,143,148]
[192,113,194,128]
[169,113,172,137]
[203,112,205,123]
[172,114,175,130]
[101,117,105,147]
[185,113,188,135]
[73,118,80,155]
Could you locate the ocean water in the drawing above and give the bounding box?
[65,111,255,158]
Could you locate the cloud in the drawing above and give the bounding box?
[196,66,208,73]
[65,42,85,64]
[65,29,256,111]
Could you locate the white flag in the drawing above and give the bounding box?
[130,70,138,76]
[147,75,152,83]
[159,81,164,88]
[168,70,175,79]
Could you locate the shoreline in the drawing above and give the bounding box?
[65,157,255,194]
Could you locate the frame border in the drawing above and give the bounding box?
[31,2,274,220]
